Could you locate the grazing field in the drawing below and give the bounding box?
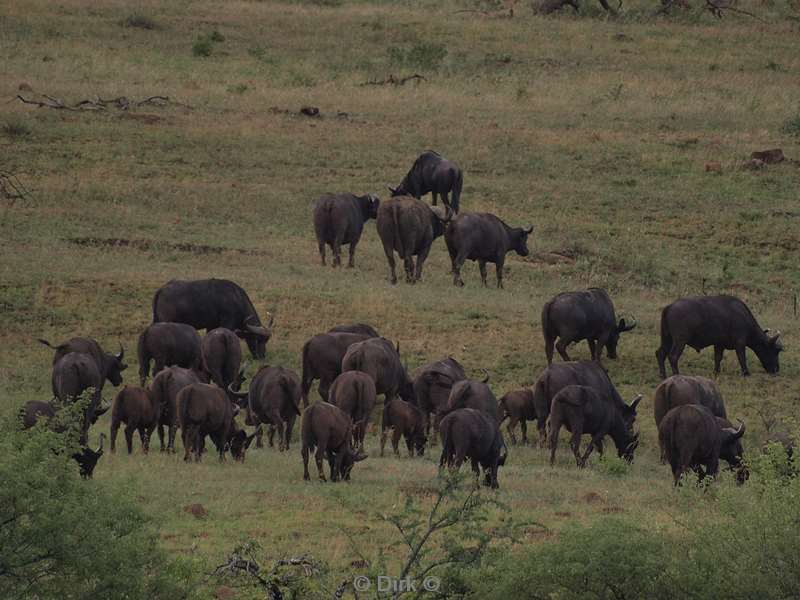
[2,0,800,596]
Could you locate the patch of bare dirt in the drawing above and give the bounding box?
[66,236,268,256]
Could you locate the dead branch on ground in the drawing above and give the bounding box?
[361,73,426,87]
[16,94,191,111]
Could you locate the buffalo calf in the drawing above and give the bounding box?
[313,192,379,267]
[380,398,427,457]
[110,385,160,454]
[498,389,536,445]
[149,366,202,452]
[301,402,367,482]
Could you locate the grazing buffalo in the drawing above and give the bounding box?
[39,337,127,390]
[137,322,203,385]
[341,337,414,406]
[328,371,377,451]
[653,375,727,427]
[655,295,782,378]
[301,401,368,482]
[229,366,301,451]
[548,385,641,467]
[498,388,536,445]
[19,400,56,429]
[445,213,532,289]
[328,323,380,338]
[149,366,202,452]
[52,352,105,444]
[439,408,507,489]
[152,278,273,359]
[380,398,427,457]
[202,327,244,394]
[74,434,106,479]
[413,357,467,442]
[376,196,450,285]
[313,192,380,267]
[531,360,630,447]
[541,288,637,364]
[301,332,370,406]
[441,374,497,421]
[177,383,256,462]
[110,385,159,454]
[390,150,463,213]
[658,404,747,485]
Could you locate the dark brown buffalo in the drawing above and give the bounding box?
[548,385,641,467]
[110,385,160,454]
[328,371,377,451]
[301,331,370,406]
[52,352,104,444]
[380,398,427,457]
[376,196,450,284]
[313,192,380,267]
[229,366,301,451]
[202,327,244,393]
[149,366,202,452]
[439,408,507,489]
[413,357,467,443]
[498,388,536,445]
[177,383,256,462]
[445,213,532,288]
[341,337,414,406]
[137,322,203,385]
[441,375,498,421]
[541,288,636,364]
[73,434,106,479]
[301,401,367,482]
[19,400,56,429]
[658,404,747,485]
[39,337,127,390]
[152,278,273,359]
[653,375,727,427]
[390,150,463,213]
[328,323,380,338]
[530,360,628,447]
[655,295,782,378]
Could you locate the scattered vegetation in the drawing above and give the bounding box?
[388,43,448,71]
[192,31,225,57]
[120,14,157,30]
[781,106,800,136]
[1,120,30,139]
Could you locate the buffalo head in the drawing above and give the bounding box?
[338,447,368,481]
[228,428,258,462]
[105,344,127,386]
[238,314,274,360]
[512,225,533,257]
[367,193,380,219]
[755,330,783,374]
[606,316,637,360]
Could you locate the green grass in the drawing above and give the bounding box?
[2,0,799,594]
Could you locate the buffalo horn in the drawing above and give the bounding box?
[523,225,533,234]
[116,344,125,361]
[480,369,490,384]
[618,316,638,333]
[227,382,249,399]
[629,393,643,411]
[245,315,271,338]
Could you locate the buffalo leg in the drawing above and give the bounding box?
[432,191,438,206]
[587,339,598,360]
[302,444,312,480]
[391,429,402,456]
[404,433,414,457]
[470,458,481,484]
[544,336,556,365]
[348,241,358,268]
[255,425,264,449]
[579,433,602,468]
[735,345,750,376]
[380,427,389,457]
[124,424,135,455]
[332,237,343,268]
[182,427,192,462]
[382,242,398,285]
[452,253,467,287]
[110,419,120,453]
[520,419,528,445]
[506,417,519,445]
[267,425,276,448]
[555,338,572,362]
[714,345,724,375]
[284,417,295,451]
[495,258,505,289]
[318,242,326,266]
[478,261,488,286]
[138,427,149,453]
[415,245,433,282]
[157,423,166,452]
[403,256,415,284]
[667,342,685,376]
[655,345,669,379]
[548,420,561,466]
[168,424,177,452]
[315,440,328,481]
[276,420,286,452]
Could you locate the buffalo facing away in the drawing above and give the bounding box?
[655,294,782,378]
[541,288,636,364]
[380,398,427,457]
[152,278,273,359]
[110,385,159,454]
[413,357,467,442]
[498,388,536,445]
[137,322,203,385]
[653,375,727,427]
[445,212,532,288]
[548,385,641,467]
[390,150,463,213]
[39,336,127,391]
[301,331,370,406]
[51,352,105,444]
[328,323,380,338]
[328,371,377,452]
[441,374,498,421]
[341,337,414,406]
[658,404,747,485]
[149,366,202,452]
[376,196,450,284]
[313,192,379,267]
[439,408,507,489]
[202,327,244,394]
[301,401,368,482]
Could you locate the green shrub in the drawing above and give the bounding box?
[2,120,30,139]
[209,30,225,42]
[781,108,800,136]
[192,36,214,57]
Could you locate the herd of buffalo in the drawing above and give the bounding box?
[18,151,788,489]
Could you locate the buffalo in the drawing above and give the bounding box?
[152,278,273,359]
[531,360,631,447]
[439,408,507,489]
[341,337,414,406]
[328,323,380,338]
[380,398,427,457]
[73,434,106,479]
[390,150,463,213]
[653,375,727,427]
[655,294,782,378]
[301,401,368,482]
[177,383,256,462]
[137,322,203,385]
[376,196,450,284]
[19,400,56,430]
[328,371,377,452]
[110,385,159,454]
[413,357,467,443]
[441,374,497,421]
[313,192,380,267]
[445,213,532,288]
[658,404,747,485]
[548,385,641,467]
[52,352,105,444]
[541,288,637,364]
[301,331,370,406]
[39,337,127,390]
[149,366,202,452]
[229,366,301,451]
[202,327,245,393]
[498,388,536,445]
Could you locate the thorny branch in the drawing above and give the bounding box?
[361,74,426,87]
[0,170,32,205]
[16,94,191,111]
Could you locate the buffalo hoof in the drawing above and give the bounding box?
[303,474,310,481]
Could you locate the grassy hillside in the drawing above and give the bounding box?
[2,0,799,595]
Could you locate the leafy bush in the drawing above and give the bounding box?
[0,419,197,599]
[192,36,214,57]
